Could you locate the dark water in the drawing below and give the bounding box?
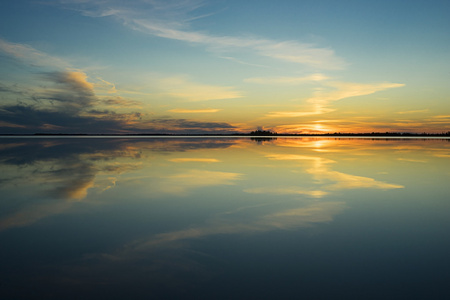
[0,137,449,299]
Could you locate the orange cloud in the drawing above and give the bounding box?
[64,71,94,91]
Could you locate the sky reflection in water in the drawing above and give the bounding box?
[0,137,449,299]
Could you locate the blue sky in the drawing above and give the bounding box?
[1,0,449,133]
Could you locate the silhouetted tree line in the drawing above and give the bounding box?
[248,130,450,137]
[249,130,277,136]
[323,131,450,136]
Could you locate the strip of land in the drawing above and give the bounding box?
[0,131,449,137]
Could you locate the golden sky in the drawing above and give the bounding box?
[1,0,449,134]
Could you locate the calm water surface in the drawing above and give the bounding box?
[0,137,449,299]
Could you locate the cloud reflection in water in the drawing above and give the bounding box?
[0,137,449,298]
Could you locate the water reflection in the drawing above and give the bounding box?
[0,137,449,299]
[0,138,238,230]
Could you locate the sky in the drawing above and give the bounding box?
[0,0,449,134]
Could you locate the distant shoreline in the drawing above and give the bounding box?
[1,132,449,139]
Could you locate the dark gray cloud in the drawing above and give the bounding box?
[1,42,239,134]
[101,97,141,107]
[145,118,236,134]
[0,105,127,134]
[167,119,234,129]
[0,104,238,134]
[0,70,238,134]
[0,83,23,94]
[35,71,97,113]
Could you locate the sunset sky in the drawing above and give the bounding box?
[1,0,449,134]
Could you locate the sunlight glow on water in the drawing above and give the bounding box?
[0,137,449,299]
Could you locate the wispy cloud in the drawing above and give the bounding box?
[169,158,220,163]
[95,77,118,94]
[57,0,346,69]
[244,73,329,85]
[100,96,142,108]
[0,38,70,69]
[168,108,220,113]
[244,187,328,198]
[428,115,450,124]
[135,118,238,134]
[268,81,405,118]
[156,76,242,101]
[397,158,428,163]
[267,109,333,118]
[397,109,429,114]
[422,115,450,129]
[307,81,405,103]
[0,82,28,96]
[219,56,270,68]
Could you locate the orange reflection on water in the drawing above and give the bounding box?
[0,137,449,233]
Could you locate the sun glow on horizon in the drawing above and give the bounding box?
[0,1,449,134]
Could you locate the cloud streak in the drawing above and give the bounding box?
[244,187,328,198]
[169,158,220,163]
[168,108,220,113]
[0,104,239,134]
[245,74,329,85]
[397,109,429,114]
[156,76,242,101]
[307,81,405,104]
[58,0,346,69]
[0,38,70,69]
[268,81,405,118]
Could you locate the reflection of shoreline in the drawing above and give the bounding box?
[251,137,277,145]
[0,138,238,164]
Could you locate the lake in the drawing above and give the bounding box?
[1,137,449,299]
